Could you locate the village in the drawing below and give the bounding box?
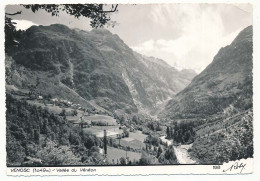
[8,85,180,165]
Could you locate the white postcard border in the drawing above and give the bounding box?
[1,0,260,179]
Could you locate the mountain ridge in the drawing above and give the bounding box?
[159,25,253,119]
[7,23,196,115]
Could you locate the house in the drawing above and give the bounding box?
[130,126,135,132]
[119,125,126,129]
[51,98,58,102]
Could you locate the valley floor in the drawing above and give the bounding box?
[5,86,253,166]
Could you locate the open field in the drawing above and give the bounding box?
[106,146,142,163]
[128,130,147,142]
[116,139,145,150]
[85,126,147,150]
[84,126,123,137]
[85,114,117,125]
[66,115,82,122]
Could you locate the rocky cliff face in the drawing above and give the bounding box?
[7,24,196,115]
[160,26,253,119]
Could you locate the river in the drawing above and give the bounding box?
[160,136,197,164]
[173,144,196,164]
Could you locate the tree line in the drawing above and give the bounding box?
[166,120,196,144]
[6,94,104,166]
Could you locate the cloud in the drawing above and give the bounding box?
[6,4,252,73]
[12,20,38,30]
[132,4,250,73]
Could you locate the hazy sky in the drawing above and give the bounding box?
[6,4,252,72]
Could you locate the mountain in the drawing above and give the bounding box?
[159,26,253,119]
[6,24,196,115]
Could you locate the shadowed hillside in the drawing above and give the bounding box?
[160,26,253,119]
[6,24,196,115]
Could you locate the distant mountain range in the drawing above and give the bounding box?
[6,24,196,115]
[159,26,253,119]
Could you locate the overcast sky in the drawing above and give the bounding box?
[6,4,252,73]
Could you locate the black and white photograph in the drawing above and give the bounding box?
[4,2,254,173]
